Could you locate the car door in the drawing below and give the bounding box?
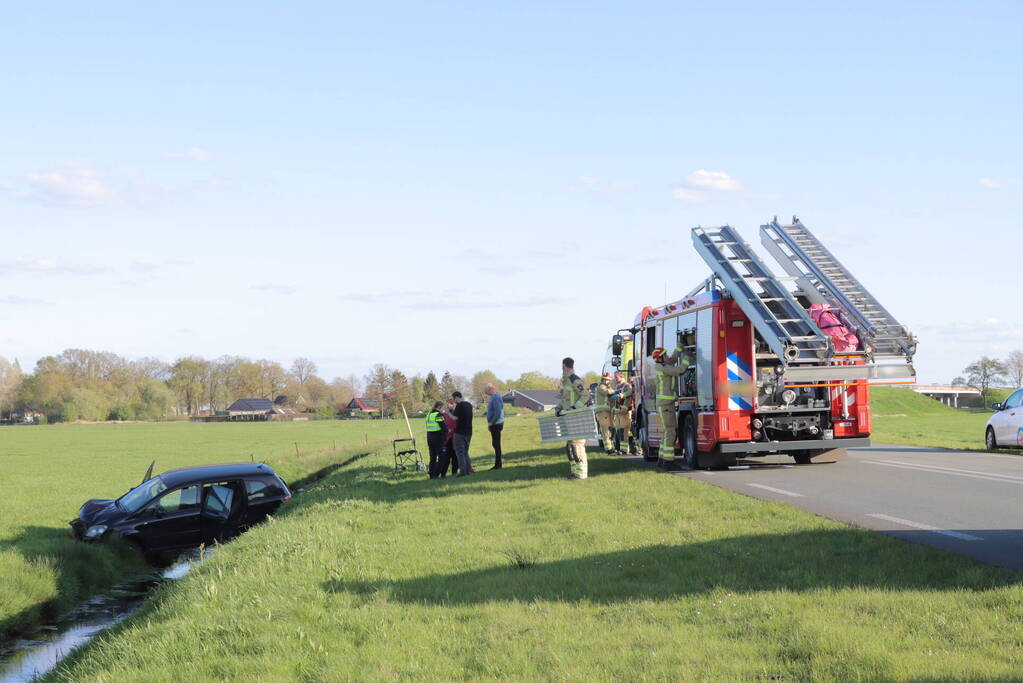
[133,485,202,551]
[242,477,286,529]
[200,481,246,545]
[997,390,1023,444]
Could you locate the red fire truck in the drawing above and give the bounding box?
[609,218,917,468]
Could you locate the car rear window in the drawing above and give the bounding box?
[245,478,284,501]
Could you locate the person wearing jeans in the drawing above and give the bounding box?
[451,391,474,476]
[485,383,505,469]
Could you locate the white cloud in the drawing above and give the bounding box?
[251,283,297,295]
[686,169,743,191]
[23,166,122,207]
[747,192,784,201]
[168,147,212,162]
[572,175,638,193]
[671,188,707,203]
[0,259,110,276]
[1,295,52,305]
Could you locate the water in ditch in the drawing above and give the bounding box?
[0,548,210,682]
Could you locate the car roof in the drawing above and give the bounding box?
[159,462,278,488]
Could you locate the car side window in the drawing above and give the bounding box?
[202,483,236,519]
[1005,390,1023,409]
[146,485,200,515]
[245,478,283,501]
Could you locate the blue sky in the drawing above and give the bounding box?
[1,1,1021,384]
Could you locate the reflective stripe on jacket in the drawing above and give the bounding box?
[425,411,444,432]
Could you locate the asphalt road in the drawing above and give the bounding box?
[653,444,1023,572]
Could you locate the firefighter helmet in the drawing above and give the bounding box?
[652,347,667,361]
[601,372,612,381]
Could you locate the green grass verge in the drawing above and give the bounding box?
[47,417,1023,682]
[0,418,428,637]
[869,387,1022,454]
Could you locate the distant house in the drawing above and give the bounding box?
[504,389,560,412]
[346,397,380,412]
[227,398,275,416]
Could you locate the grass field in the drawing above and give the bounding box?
[0,418,428,637]
[43,415,1023,681]
[870,387,1022,454]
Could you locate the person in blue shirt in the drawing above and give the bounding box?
[485,383,505,470]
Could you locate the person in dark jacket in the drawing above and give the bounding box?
[440,400,458,477]
[451,391,474,476]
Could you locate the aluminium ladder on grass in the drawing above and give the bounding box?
[759,218,917,367]
[691,226,832,366]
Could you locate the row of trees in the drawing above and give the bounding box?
[954,350,1023,403]
[0,349,580,424]
[359,366,586,417]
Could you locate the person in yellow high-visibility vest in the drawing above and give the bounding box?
[652,346,691,470]
[555,356,591,480]
[424,401,447,478]
[593,373,616,454]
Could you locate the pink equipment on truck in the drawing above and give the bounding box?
[608,217,917,468]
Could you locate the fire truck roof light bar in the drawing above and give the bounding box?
[691,226,832,367]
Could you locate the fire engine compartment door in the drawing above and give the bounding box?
[696,308,714,405]
[782,362,916,383]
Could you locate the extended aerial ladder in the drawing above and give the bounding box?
[689,223,915,383]
[691,226,830,365]
[760,217,916,379]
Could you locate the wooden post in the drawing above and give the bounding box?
[294,442,300,456]
[333,439,337,451]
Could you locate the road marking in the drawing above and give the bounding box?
[879,459,1023,482]
[867,460,1023,486]
[746,483,803,497]
[865,514,983,542]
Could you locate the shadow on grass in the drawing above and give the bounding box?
[294,445,634,507]
[0,526,146,641]
[325,530,1023,605]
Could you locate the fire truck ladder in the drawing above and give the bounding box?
[692,226,831,365]
[759,218,917,368]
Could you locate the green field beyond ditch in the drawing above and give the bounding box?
[45,416,1023,682]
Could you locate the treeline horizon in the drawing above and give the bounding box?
[0,350,593,424]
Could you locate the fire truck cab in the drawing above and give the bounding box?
[612,218,917,468]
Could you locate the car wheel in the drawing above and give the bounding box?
[681,416,698,469]
[986,427,998,451]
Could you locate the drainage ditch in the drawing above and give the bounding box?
[0,451,371,681]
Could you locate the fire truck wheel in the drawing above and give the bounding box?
[793,452,814,465]
[639,426,658,462]
[681,416,698,469]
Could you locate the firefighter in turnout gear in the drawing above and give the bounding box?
[556,356,591,480]
[594,373,616,453]
[653,346,691,470]
[611,370,637,455]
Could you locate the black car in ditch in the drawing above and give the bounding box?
[71,462,291,560]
